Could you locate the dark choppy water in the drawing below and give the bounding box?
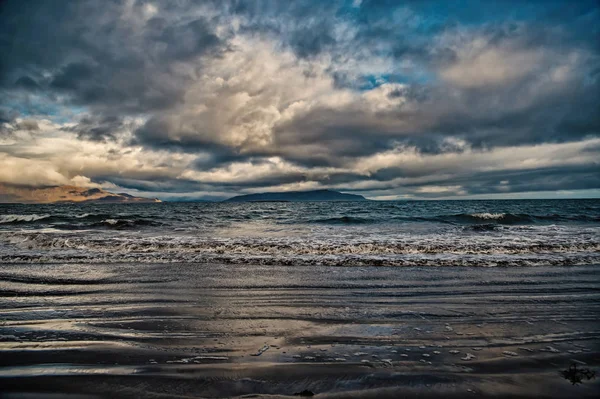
[0,199,599,266]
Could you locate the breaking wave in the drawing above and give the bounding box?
[0,212,162,229]
[0,214,51,224]
[445,213,533,224]
[437,212,600,225]
[6,234,600,255]
[1,229,599,267]
[91,219,162,229]
[0,211,598,229]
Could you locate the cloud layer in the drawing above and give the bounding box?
[1,0,598,199]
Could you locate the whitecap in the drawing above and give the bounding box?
[470,213,507,220]
[0,214,50,224]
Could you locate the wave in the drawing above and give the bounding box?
[310,216,375,224]
[310,213,547,225]
[309,213,600,226]
[0,212,162,229]
[435,213,599,225]
[1,210,598,229]
[1,218,598,265]
[3,231,599,256]
[89,218,162,229]
[0,214,51,224]
[464,223,499,231]
[469,212,509,220]
[443,213,534,224]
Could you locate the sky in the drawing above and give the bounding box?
[0,0,599,201]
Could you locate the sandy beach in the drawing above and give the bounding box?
[1,262,598,398]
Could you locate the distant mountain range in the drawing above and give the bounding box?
[0,185,364,204]
[0,184,161,204]
[224,189,367,202]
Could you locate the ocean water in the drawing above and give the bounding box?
[1,199,599,267]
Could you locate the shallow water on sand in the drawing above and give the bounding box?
[1,262,599,398]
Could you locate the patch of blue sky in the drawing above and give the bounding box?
[55,105,87,124]
[393,0,576,27]
[358,72,433,90]
[7,94,86,124]
[339,0,592,32]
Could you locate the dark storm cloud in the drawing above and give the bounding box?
[14,76,41,91]
[132,117,245,155]
[275,66,599,159]
[61,115,127,141]
[192,150,253,170]
[0,107,16,124]
[0,0,598,198]
[149,17,221,61]
[50,62,95,91]
[0,0,224,114]
[456,164,600,196]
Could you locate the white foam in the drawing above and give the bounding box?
[1,222,599,266]
[470,213,507,220]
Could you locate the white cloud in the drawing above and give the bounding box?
[441,46,544,88]
[353,138,600,177]
[416,185,465,195]
[0,121,197,188]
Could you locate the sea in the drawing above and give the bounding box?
[2,199,600,397]
[0,199,598,267]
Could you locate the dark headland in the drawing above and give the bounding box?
[224,189,367,202]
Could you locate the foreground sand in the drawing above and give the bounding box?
[1,263,599,398]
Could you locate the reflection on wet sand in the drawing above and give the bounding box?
[1,263,599,398]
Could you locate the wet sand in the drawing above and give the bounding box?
[1,263,599,398]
